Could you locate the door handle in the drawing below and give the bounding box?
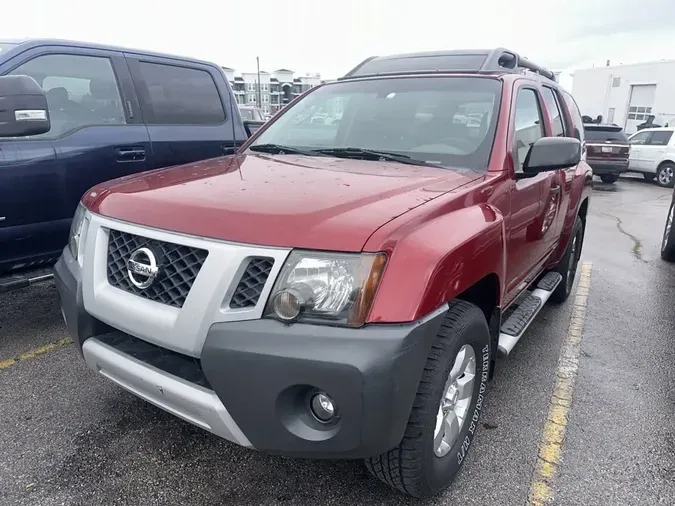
[115,147,146,162]
[549,185,561,195]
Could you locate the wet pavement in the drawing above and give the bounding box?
[1,176,674,505]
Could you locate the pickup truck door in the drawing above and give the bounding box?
[504,85,561,301]
[125,56,247,168]
[0,46,150,272]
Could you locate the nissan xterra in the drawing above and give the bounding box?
[51,48,592,498]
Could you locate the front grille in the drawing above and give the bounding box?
[107,230,208,308]
[229,257,274,308]
[97,332,211,389]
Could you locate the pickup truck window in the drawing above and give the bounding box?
[8,54,125,138]
[249,77,501,171]
[138,62,225,125]
[513,88,545,171]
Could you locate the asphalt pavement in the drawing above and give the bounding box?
[1,175,674,506]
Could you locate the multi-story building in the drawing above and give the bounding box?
[222,66,324,116]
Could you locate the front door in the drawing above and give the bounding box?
[0,46,151,271]
[505,85,561,302]
[627,130,652,171]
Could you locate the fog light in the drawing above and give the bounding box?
[310,392,336,422]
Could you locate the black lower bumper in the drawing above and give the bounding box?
[587,159,629,175]
[54,249,446,459]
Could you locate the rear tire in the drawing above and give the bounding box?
[600,174,618,184]
[656,162,675,188]
[661,197,675,262]
[551,216,583,303]
[364,300,490,498]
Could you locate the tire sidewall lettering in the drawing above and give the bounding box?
[456,343,490,464]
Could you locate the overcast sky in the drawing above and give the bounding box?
[4,0,675,89]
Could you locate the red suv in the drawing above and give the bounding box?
[54,48,592,498]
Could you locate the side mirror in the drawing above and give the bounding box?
[0,75,50,137]
[523,137,581,174]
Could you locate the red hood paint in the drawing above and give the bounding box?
[84,153,482,251]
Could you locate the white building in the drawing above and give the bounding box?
[222,67,323,116]
[572,60,675,135]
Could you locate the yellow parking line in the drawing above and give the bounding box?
[0,338,73,370]
[527,262,592,505]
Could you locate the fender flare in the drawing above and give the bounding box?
[368,204,506,323]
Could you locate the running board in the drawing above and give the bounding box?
[498,272,562,356]
[0,267,55,294]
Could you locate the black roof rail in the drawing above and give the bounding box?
[339,48,556,82]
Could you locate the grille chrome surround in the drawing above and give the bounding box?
[230,257,275,308]
[107,229,208,308]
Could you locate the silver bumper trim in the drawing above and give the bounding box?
[82,338,252,447]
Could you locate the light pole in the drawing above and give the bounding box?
[256,56,262,109]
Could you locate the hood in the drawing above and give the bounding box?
[85,153,481,251]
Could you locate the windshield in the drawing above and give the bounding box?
[584,126,628,143]
[249,77,502,170]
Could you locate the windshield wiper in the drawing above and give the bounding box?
[316,147,441,167]
[248,143,324,157]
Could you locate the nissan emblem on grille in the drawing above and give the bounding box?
[127,247,159,289]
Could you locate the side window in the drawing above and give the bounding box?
[138,62,225,125]
[513,88,545,172]
[8,54,125,138]
[560,90,585,143]
[647,131,673,146]
[629,131,652,145]
[541,87,565,137]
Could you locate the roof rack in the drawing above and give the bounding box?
[339,48,556,82]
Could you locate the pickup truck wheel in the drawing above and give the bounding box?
[364,300,490,498]
[661,198,675,262]
[656,162,675,188]
[551,216,583,303]
[600,174,618,184]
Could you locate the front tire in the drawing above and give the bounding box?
[656,162,675,188]
[364,300,490,498]
[600,174,618,184]
[661,197,675,262]
[551,216,584,303]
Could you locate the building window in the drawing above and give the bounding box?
[263,94,269,103]
[248,94,256,103]
[612,77,621,88]
[261,83,268,92]
[247,83,255,91]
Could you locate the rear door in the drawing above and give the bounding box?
[639,130,673,171]
[125,56,236,168]
[0,46,151,271]
[540,85,574,246]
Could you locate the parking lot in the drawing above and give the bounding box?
[1,176,674,506]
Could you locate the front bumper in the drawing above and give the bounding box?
[54,249,446,459]
[587,158,629,175]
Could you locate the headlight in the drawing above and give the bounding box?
[68,203,86,262]
[264,251,387,327]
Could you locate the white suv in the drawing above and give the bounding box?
[628,127,675,187]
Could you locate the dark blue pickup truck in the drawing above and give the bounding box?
[0,39,261,292]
